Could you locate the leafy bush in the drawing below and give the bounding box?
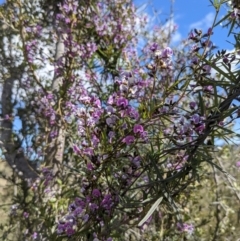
[0,0,240,240]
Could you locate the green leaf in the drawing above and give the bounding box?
[198,92,205,116]
[138,197,163,227]
[212,0,221,10]
[205,157,228,174]
[228,18,236,37]
[56,178,62,185]
[213,12,231,27]
[198,55,234,81]
[213,84,218,108]
[49,197,57,203]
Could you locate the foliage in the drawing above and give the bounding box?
[0,0,239,240]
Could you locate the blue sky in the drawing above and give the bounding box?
[135,0,235,51]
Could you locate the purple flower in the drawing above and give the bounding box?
[93,98,101,108]
[188,31,196,40]
[218,121,224,126]
[57,224,65,234]
[65,215,76,225]
[195,123,205,134]
[82,214,89,223]
[66,227,75,236]
[189,102,197,110]
[87,162,94,171]
[107,94,116,105]
[223,56,229,64]
[202,65,211,74]
[106,105,115,114]
[91,135,99,147]
[133,124,144,134]
[4,114,11,120]
[126,107,139,120]
[75,197,85,208]
[46,94,54,100]
[73,207,83,217]
[140,131,148,141]
[177,222,194,234]
[149,42,159,52]
[122,135,135,145]
[191,114,200,125]
[23,212,29,218]
[163,128,171,136]
[232,8,240,18]
[62,1,78,14]
[83,147,94,156]
[191,56,199,65]
[202,40,213,48]
[32,232,38,240]
[236,161,240,168]
[106,115,118,127]
[207,27,213,36]
[108,131,115,143]
[89,202,99,211]
[93,232,98,238]
[73,144,81,154]
[69,202,77,212]
[132,156,141,168]
[203,85,213,93]
[161,47,173,58]
[92,189,101,198]
[92,109,103,119]
[116,97,128,108]
[101,194,114,210]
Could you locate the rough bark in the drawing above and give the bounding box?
[0,75,38,179]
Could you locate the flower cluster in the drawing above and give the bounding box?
[57,191,118,239]
[177,222,194,235]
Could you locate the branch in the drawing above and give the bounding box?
[45,25,66,173]
[211,165,221,241]
[187,77,240,162]
[162,75,240,185]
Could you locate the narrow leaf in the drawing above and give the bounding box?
[138,197,163,227]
